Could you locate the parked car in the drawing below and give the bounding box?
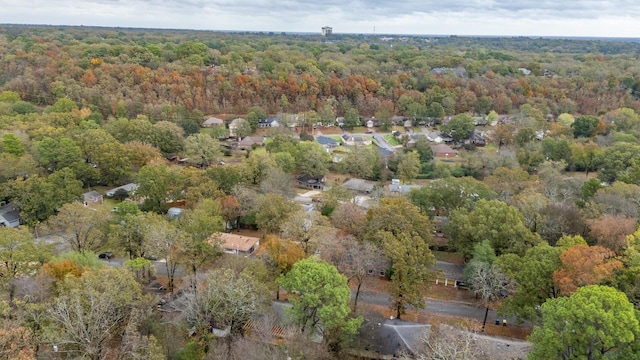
[98,252,114,260]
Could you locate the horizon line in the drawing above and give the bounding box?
[2,23,640,42]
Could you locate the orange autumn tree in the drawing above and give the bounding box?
[256,234,306,300]
[40,259,84,282]
[553,244,622,296]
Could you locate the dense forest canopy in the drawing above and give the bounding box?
[3,25,640,359]
[1,25,640,119]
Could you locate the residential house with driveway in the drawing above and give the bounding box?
[342,134,372,146]
[316,135,340,152]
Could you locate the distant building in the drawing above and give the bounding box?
[202,116,224,128]
[321,26,333,36]
[210,232,260,256]
[106,183,138,198]
[0,202,21,227]
[82,190,104,205]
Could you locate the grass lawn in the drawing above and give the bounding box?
[384,134,400,146]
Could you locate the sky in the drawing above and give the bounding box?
[2,0,640,38]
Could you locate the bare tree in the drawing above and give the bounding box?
[318,235,386,311]
[147,217,183,293]
[174,268,270,356]
[45,202,108,253]
[43,268,144,360]
[466,262,510,332]
[280,210,330,255]
[258,167,296,198]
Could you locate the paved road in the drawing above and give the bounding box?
[372,134,397,152]
[354,289,520,325]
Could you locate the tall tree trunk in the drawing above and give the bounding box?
[481,306,489,332]
[354,281,362,312]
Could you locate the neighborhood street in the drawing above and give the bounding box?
[353,288,528,329]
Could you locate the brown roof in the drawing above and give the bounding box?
[211,232,260,252]
[431,144,458,154]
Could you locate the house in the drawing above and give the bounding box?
[518,68,532,75]
[106,183,138,198]
[389,179,422,194]
[365,118,375,128]
[473,116,487,126]
[391,115,406,126]
[258,117,279,128]
[228,118,247,137]
[335,117,345,127]
[468,130,486,146]
[0,202,21,227]
[341,134,372,146]
[167,207,183,219]
[316,136,340,150]
[211,232,261,255]
[82,190,104,205]
[296,174,325,190]
[237,136,265,150]
[201,116,224,128]
[425,131,444,143]
[343,178,375,194]
[431,144,458,158]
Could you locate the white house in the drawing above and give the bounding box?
[0,203,21,227]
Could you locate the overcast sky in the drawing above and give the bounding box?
[2,0,639,38]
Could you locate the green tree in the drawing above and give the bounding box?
[365,197,432,245]
[7,168,83,224]
[445,199,541,259]
[384,231,435,319]
[0,227,49,301]
[184,133,221,168]
[595,142,640,184]
[409,177,495,217]
[36,137,83,172]
[1,133,25,156]
[177,199,224,288]
[151,121,185,154]
[50,97,78,113]
[278,257,362,350]
[296,141,330,178]
[0,91,21,103]
[441,113,475,142]
[496,243,563,322]
[397,151,420,184]
[342,146,380,179]
[135,164,181,213]
[343,108,361,129]
[255,194,298,234]
[245,106,267,132]
[528,285,640,360]
[572,115,600,138]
